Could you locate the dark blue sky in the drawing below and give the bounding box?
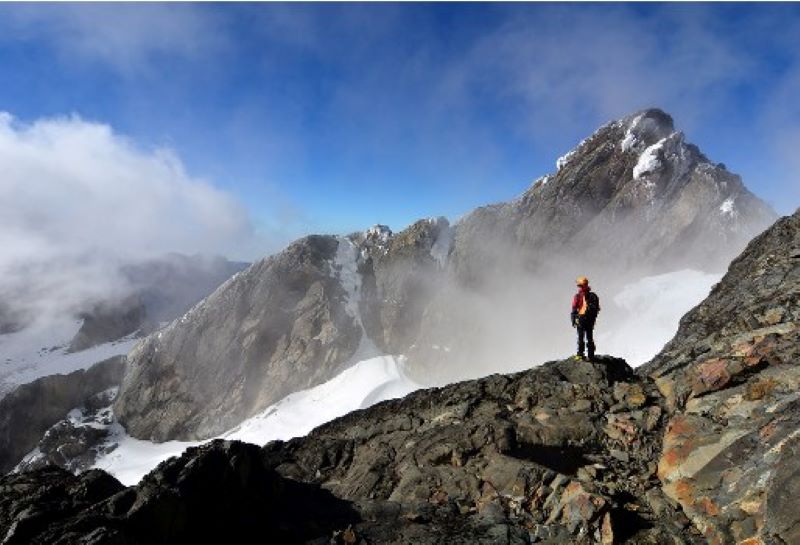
[1,3,798,256]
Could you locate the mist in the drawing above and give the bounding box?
[403,218,732,385]
[0,112,257,336]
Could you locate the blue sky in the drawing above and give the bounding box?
[1,3,799,258]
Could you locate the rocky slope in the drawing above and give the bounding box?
[108,108,776,444]
[115,236,362,441]
[0,356,125,474]
[1,207,797,544]
[641,209,800,544]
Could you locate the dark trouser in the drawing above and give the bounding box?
[576,319,595,359]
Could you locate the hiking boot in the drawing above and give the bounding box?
[573,354,584,361]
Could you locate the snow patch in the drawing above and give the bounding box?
[632,137,667,179]
[430,222,453,269]
[333,237,362,321]
[556,149,577,170]
[720,197,738,218]
[332,236,383,365]
[91,354,421,486]
[621,113,644,151]
[365,225,392,245]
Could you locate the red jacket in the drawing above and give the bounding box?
[572,286,591,315]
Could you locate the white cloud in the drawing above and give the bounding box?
[0,112,256,324]
[0,4,228,74]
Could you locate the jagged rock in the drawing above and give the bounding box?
[16,388,118,474]
[0,467,125,545]
[643,208,800,543]
[358,217,451,353]
[114,235,362,441]
[0,356,125,474]
[3,358,685,544]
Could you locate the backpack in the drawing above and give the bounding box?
[586,292,601,318]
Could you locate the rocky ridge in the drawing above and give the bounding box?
[111,108,777,443]
[2,207,798,544]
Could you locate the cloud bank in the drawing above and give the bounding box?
[0,112,255,327]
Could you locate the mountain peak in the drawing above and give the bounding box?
[621,108,675,143]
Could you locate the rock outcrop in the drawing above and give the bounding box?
[0,356,125,474]
[3,357,688,545]
[642,208,800,544]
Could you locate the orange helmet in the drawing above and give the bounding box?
[576,276,589,286]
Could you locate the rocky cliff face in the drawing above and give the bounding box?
[2,207,796,544]
[114,236,362,441]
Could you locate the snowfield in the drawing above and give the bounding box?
[0,317,138,398]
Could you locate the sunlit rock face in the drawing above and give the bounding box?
[115,235,362,441]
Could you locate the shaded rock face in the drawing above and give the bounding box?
[0,356,125,474]
[357,217,451,354]
[0,442,359,545]
[114,236,362,441]
[639,208,800,544]
[16,388,119,474]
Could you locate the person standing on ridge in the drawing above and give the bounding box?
[571,276,600,361]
